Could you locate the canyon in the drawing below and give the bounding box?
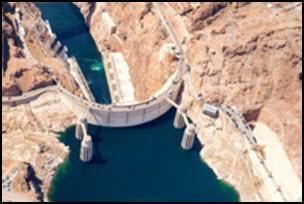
[2,2,302,202]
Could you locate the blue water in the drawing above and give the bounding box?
[49,109,239,202]
[35,2,239,202]
[36,2,111,104]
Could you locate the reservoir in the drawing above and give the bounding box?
[35,2,239,202]
[36,2,111,104]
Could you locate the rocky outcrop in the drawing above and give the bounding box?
[188,2,228,32]
[74,3,302,195]
[12,163,32,193]
[185,1,302,195]
[16,65,56,92]
[3,65,56,94]
[2,6,23,49]
[73,2,96,25]
[74,2,177,101]
[12,162,43,201]
[2,80,22,96]
[2,92,75,202]
[2,2,82,97]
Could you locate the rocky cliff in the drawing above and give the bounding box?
[2,2,302,202]
[74,2,177,101]
[75,2,302,201]
[184,2,302,180]
[2,92,76,202]
[2,2,81,97]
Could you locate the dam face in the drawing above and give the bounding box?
[32,2,239,202]
[35,2,182,128]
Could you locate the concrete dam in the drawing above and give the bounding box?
[2,3,198,163]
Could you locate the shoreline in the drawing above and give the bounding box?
[44,110,240,202]
[44,131,71,202]
[184,96,261,201]
[3,2,302,202]
[2,91,77,202]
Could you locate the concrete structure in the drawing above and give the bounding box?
[45,33,57,54]
[44,20,59,54]
[154,3,182,52]
[15,7,34,61]
[101,12,117,34]
[2,2,189,128]
[221,105,288,201]
[80,135,93,162]
[202,103,219,118]
[45,20,53,36]
[36,19,95,103]
[104,52,137,105]
[248,149,285,201]
[67,56,96,102]
[173,106,186,129]
[220,105,257,144]
[181,124,196,150]
[52,41,62,56]
[2,2,185,128]
[75,117,88,140]
[2,70,182,127]
[58,46,68,59]
[2,3,196,164]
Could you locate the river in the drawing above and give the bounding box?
[35,2,239,202]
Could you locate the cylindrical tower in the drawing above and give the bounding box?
[173,106,187,129]
[58,45,68,59]
[52,41,62,56]
[80,135,93,162]
[181,124,196,150]
[75,117,87,140]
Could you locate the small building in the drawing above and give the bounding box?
[101,12,117,34]
[202,103,219,118]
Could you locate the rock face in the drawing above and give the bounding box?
[2,92,76,202]
[74,2,302,201]
[14,65,55,92]
[75,2,177,101]
[188,2,228,32]
[11,162,43,201]
[2,80,22,96]
[184,100,262,201]
[73,2,96,24]
[12,163,33,193]
[2,2,82,97]
[3,65,55,95]
[185,2,302,180]
[2,2,302,202]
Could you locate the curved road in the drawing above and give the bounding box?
[2,3,185,127]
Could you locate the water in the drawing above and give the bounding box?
[35,2,239,202]
[49,110,239,202]
[36,2,111,104]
